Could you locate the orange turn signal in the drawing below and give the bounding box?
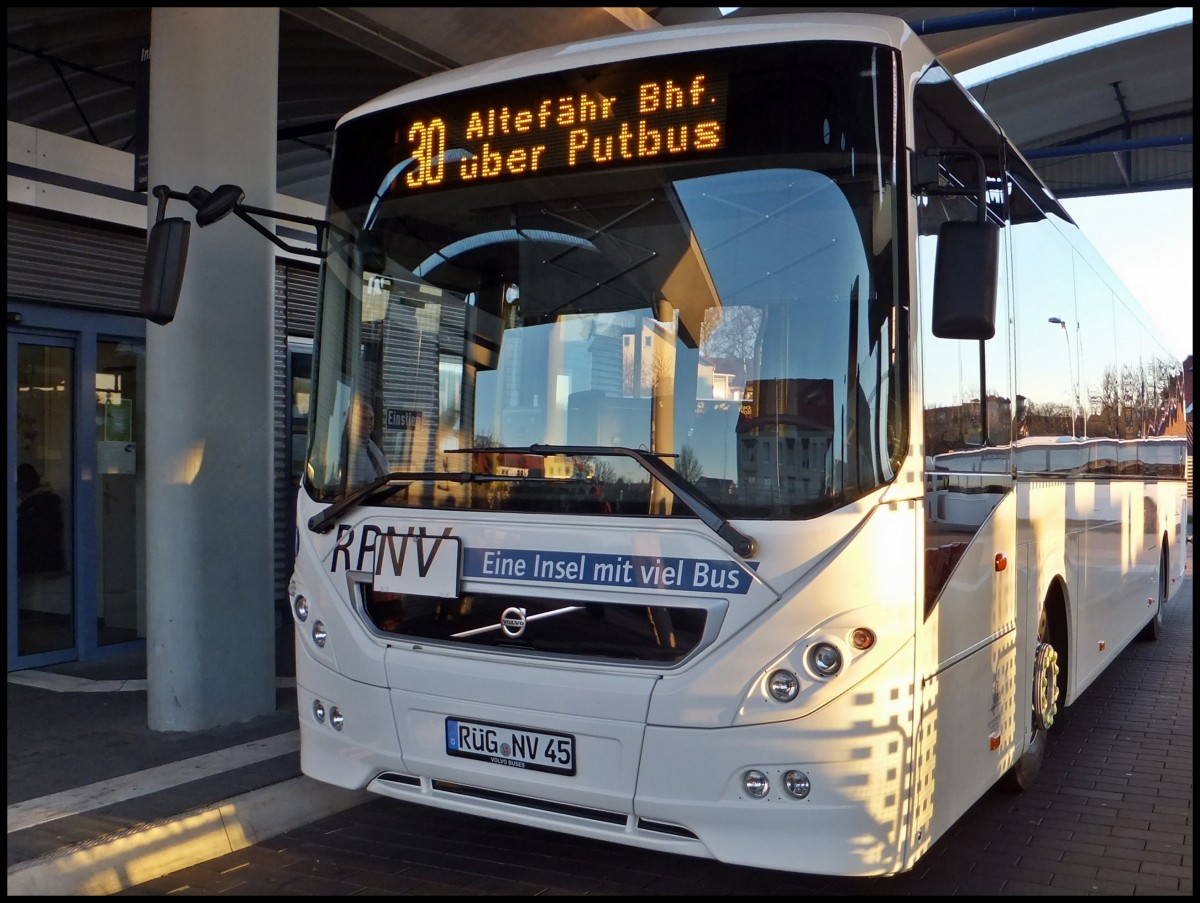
[994,552,1007,572]
[851,628,876,650]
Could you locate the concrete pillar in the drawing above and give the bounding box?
[145,8,278,730]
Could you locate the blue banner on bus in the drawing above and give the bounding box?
[463,547,752,593]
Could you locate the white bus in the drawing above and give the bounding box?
[272,13,1188,877]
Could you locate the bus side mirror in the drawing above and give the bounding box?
[931,219,999,340]
[140,217,191,325]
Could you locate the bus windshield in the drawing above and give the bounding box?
[306,41,904,520]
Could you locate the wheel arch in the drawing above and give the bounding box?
[1041,575,1071,706]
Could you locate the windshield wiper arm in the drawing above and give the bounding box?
[448,445,757,558]
[308,470,514,534]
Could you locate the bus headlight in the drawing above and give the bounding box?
[742,770,770,798]
[809,642,842,677]
[311,621,328,647]
[767,669,800,702]
[293,594,309,622]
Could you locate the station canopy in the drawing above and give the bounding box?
[6,7,1191,203]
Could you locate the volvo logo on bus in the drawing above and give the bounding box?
[500,607,527,638]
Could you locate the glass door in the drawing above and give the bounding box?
[95,340,146,648]
[10,337,76,665]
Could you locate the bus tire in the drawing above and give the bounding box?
[1138,544,1169,642]
[1003,599,1062,792]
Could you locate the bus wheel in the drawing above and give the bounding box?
[1031,641,1060,732]
[1138,546,1169,641]
[1004,616,1060,792]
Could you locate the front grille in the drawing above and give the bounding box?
[363,589,708,664]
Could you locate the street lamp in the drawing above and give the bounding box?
[1048,317,1082,437]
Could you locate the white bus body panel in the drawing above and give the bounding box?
[1016,474,1184,706]
[911,493,1018,865]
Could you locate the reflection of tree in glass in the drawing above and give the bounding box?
[1088,359,1185,439]
[589,458,618,485]
[676,445,703,484]
[1015,397,1074,439]
[1089,369,1122,438]
[700,307,761,386]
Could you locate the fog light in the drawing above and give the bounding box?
[809,642,842,677]
[783,770,811,799]
[742,769,770,798]
[313,699,326,723]
[293,594,309,622]
[312,620,327,647]
[768,669,800,702]
[330,707,345,731]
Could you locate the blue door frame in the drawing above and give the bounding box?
[7,302,146,671]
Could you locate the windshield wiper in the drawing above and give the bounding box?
[448,444,757,558]
[308,470,516,534]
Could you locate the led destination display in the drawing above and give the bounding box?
[398,65,729,189]
[333,43,897,214]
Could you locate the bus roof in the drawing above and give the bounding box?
[337,12,922,128]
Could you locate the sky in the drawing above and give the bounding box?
[1063,189,1192,363]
